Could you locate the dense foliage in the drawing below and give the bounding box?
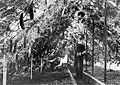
[0,0,120,81]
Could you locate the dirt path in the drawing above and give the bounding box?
[67,65,86,85]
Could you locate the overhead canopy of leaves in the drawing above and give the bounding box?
[0,0,120,78]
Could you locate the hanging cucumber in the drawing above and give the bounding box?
[28,1,34,20]
[9,39,13,52]
[20,13,25,30]
[13,40,18,53]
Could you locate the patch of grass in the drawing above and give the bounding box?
[85,66,120,85]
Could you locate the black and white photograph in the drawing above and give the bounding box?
[0,0,120,85]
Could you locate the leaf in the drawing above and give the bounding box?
[77,11,85,17]
[63,0,67,6]
[90,13,100,20]
[28,1,34,20]
[0,1,6,9]
[71,4,79,11]
[45,0,47,5]
[114,21,119,28]
[117,0,120,6]
[108,1,117,7]
[37,27,40,34]
[6,26,11,31]
[105,4,118,18]
[20,13,25,30]
[16,54,18,63]
[1,7,15,18]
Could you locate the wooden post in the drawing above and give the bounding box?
[40,58,43,72]
[85,27,88,71]
[104,0,107,82]
[92,19,95,75]
[3,45,7,85]
[15,54,18,72]
[28,47,32,80]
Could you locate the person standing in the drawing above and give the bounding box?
[74,41,85,79]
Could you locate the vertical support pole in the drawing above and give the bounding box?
[29,47,32,80]
[3,45,7,85]
[15,53,18,72]
[85,27,88,71]
[92,19,94,75]
[63,31,64,39]
[40,58,43,72]
[31,55,33,80]
[104,0,107,82]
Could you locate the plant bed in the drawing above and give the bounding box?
[6,67,76,85]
